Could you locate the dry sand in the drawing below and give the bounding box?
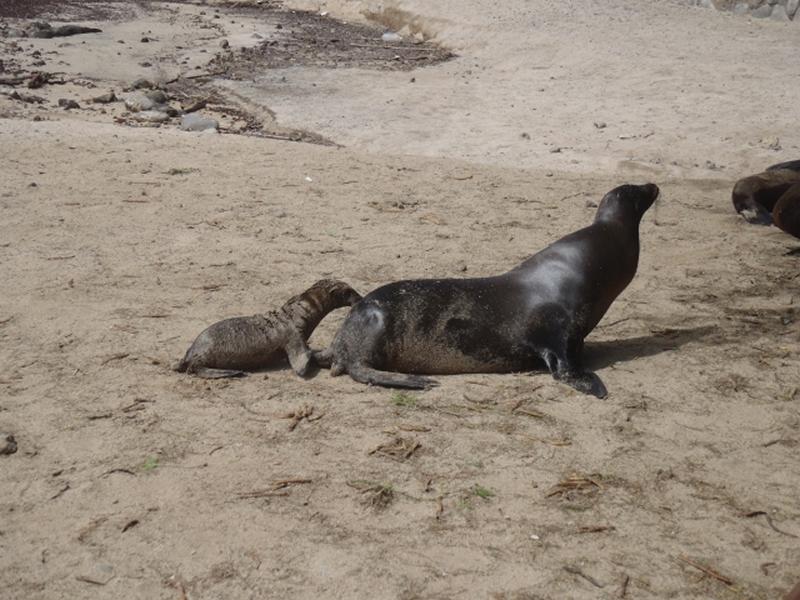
[1,1,798,599]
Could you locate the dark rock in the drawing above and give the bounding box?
[220,39,230,49]
[145,90,168,104]
[28,72,50,89]
[0,433,17,455]
[58,98,80,110]
[28,22,102,38]
[10,91,45,104]
[130,78,154,90]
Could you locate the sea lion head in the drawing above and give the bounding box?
[595,183,659,223]
[309,279,363,308]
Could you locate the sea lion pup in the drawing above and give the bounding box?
[175,279,361,379]
[732,160,800,225]
[315,183,660,398]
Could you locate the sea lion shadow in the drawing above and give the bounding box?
[584,325,719,370]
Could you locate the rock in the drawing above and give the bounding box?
[179,113,219,132]
[10,91,45,104]
[58,98,80,110]
[91,91,117,103]
[28,72,50,89]
[761,136,782,151]
[145,89,168,104]
[133,110,170,123]
[771,4,790,19]
[123,92,155,112]
[733,3,750,14]
[0,433,17,455]
[130,78,154,90]
[787,0,799,17]
[76,563,115,585]
[153,104,179,117]
[220,39,230,49]
[382,31,402,42]
[751,3,773,17]
[141,36,151,43]
[593,121,607,129]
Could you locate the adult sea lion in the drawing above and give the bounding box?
[732,160,800,225]
[176,279,361,379]
[316,183,660,398]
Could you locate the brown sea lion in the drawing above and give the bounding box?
[732,160,800,225]
[316,183,660,398]
[176,279,361,379]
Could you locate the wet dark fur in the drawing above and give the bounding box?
[732,160,800,231]
[318,183,660,398]
[175,279,361,379]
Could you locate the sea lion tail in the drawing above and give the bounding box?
[347,362,438,390]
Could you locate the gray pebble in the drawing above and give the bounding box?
[145,90,169,104]
[91,91,117,104]
[770,4,790,19]
[751,3,773,17]
[133,110,170,123]
[179,113,219,132]
[1,433,17,455]
[123,92,155,112]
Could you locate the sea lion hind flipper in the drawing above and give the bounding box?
[194,367,248,379]
[347,363,438,390]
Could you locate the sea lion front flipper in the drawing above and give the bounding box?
[541,343,608,399]
[284,329,313,378]
[194,367,247,379]
[311,347,334,368]
[346,362,438,390]
[559,371,608,399]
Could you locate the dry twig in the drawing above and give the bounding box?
[564,565,605,588]
[744,510,799,538]
[546,474,602,498]
[676,555,734,586]
[369,436,420,460]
